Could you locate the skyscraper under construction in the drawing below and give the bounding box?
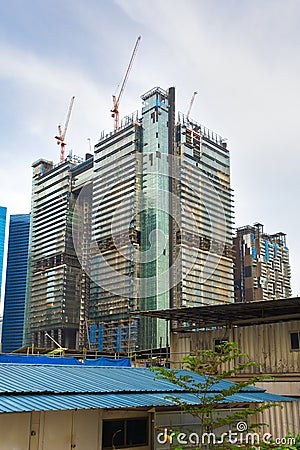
[24,86,234,351]
[89,87,234,352]
[24,155,93,349]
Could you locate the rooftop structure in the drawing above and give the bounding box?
[138,295,300,330]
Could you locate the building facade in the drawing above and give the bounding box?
[234,223,291,302]
[2,214,30,352]
[24,156,93,349]
[24,86,234,352]
[89,87,234,352]
[0,206,7,298]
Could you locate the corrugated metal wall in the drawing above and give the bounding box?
[171,320,300,375]
[255,401,300,437]
[171,322,300,437]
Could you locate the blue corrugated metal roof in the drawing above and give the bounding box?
[0,391,294,415]
[0,365,295,414]
[0,365,263,394]
[0,365,185,394]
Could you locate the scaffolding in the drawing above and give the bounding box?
[24,156,93,349]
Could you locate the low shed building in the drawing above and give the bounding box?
[0,364,292,449]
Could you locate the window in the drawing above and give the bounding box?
[103,418,148,448]
[290,332,300,350]
[244,266,252,277]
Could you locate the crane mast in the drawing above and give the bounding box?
[186,91,198,121]
[55,96,75,163]
[111,36,141,131]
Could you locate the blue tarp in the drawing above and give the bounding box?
[0,354,82,365]
[0,355,131,367]
[98,324,104,351]
[89,324,97,344]
[84,357,131,367]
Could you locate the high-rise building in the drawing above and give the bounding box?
[234,223,291,302]
[24,86,234,352]
[89,86,234,352]
[23,156,93,349]
[0,206,7,298]
[2,214,30,352]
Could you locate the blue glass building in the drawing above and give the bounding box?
[0,207,7,298]
[2,214,30,353]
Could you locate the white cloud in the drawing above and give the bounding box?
[0,42,113,144]
[0,42,112,214]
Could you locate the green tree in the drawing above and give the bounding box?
[152,342,279,449]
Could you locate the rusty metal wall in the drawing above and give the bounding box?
[171,320,300,376]
[255,401,300,437]
[171,324,300,438]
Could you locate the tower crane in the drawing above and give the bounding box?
[186,91,198,121]
[55,96,75,163]
[111,36,141,131]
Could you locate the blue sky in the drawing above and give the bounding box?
[0,0,299,294]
